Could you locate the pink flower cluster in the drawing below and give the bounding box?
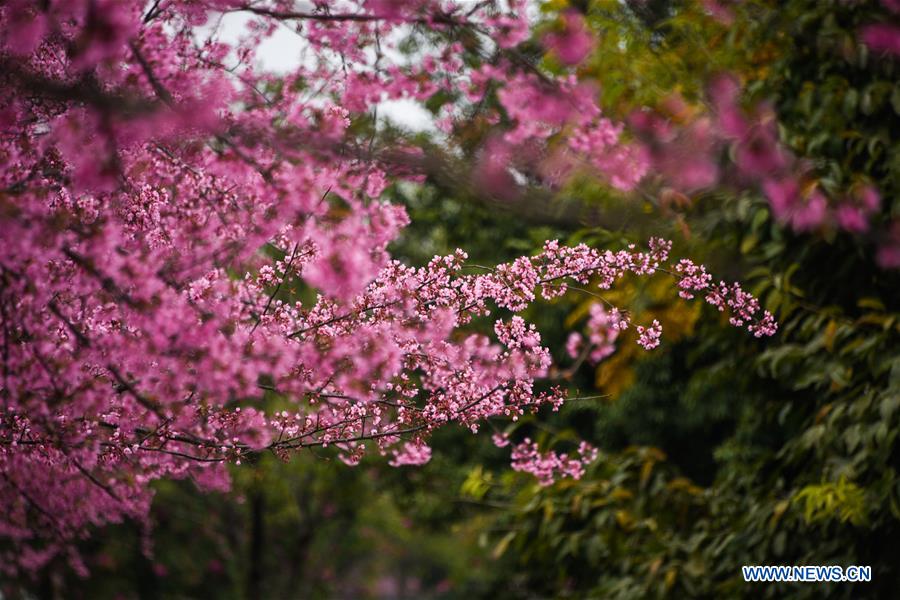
[674,259,778,337]
[632,72,898,268]
[543,10,595,66]
[713,77,897,264]
[473,66,648,195]
[566,304,626,363]
[510,438,599,486]
[636,320,663,350]
[860,0,900,58]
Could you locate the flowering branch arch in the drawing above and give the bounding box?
[0,0,774,574]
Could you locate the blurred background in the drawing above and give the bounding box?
[7,0,900,598]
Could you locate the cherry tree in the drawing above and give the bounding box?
[0,0,776,574]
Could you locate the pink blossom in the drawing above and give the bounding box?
[585,304,620,363]
[836,204,870,234]
[72,0,139,70]
[882,0,900,14]
[763,178,800,221]
[789,191,828,232]
[543,11,595,66]
[474,136,519,200]
[565,332,583,359]
[510,438,598,486]
[858,185,882,213]
[709,74,749,138]
[491,14,530,49]
[1,0,46,55]
[735,121,787,176]
[877,243,900,269]
[860,23,900,57]
[366,0,424,19]
[365,171,388,198]
[636,320,662,350]
[389,442,432,466]
[877,223,900,268]
[655,118,720,191]
[701,0,736,25]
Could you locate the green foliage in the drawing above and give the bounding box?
[794,476,869,526]
[467,1,900,598]
[25,451,499,599]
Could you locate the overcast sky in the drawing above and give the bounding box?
[202,2,543,132]
[207,6,436,132]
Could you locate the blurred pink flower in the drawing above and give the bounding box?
[836,204,869,233]
[735,124,787,176]
[702,0,735,25]
[762,178,799,221]
[543,11,595,66]
[877,223,900,268]
[860,23,900,56]
[565,332,583,359]
[858,185,882,213]
[789,191,828,232]
[2,1,46,55]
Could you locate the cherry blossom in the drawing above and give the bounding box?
[860,22,900,57]
[543,10,595,66]
[510,438,599,486]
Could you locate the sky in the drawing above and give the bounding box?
[205,5,438,132]
[199,1,543,133]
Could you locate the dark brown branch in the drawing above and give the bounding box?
[233,5,461,26]
[130,41,174,106]
[71,458,123,502]
[107,364,165,419]
[61,247,142,309]
[47,299,91,349]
